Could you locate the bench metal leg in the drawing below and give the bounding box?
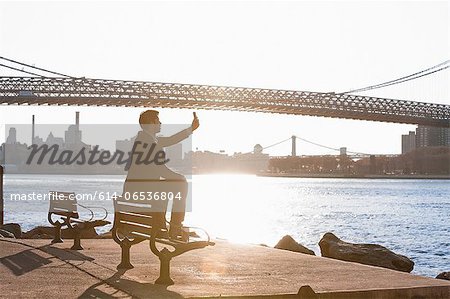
[155,248,174,286]
[51,224,63,244]
[70,230,83,250]
[117,240,134,270]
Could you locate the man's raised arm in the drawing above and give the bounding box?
[158,112,199,148]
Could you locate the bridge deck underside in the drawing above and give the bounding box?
[0,77,449,127]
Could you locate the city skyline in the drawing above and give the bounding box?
[0,111,272,174]
[3,109,449,156]
[4,112,449,160]
[1,112,433,157]
[0,114,283,157]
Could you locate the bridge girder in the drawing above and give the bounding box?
[0,76,448,127]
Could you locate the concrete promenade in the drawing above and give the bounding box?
[1,238,449,298]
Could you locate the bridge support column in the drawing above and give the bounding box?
[291,135,296,156]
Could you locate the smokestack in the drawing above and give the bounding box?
[32,115,35,145]
[75,111,80,128]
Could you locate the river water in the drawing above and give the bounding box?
[3,174,449,277]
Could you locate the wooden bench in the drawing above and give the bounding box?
[48,191,110,250]
[112,196,215,285]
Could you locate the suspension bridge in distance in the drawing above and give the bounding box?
[256,135,374,158]
[0,76,449,128]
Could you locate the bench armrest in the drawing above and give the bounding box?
[76,203,95,221]
[167,220,212,243]
[76,203,108,221]
[83,205,108,220]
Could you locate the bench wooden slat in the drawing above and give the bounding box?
[127,232,186,248]
[70,218,87,223]
[115,203,154,214]
[50,203,77,212]
[154,237,188,247]
[115,212,154,226]
[118,221,154,236]
[129,231,152,239]
[49,191,77,213]
[50,211,79,218]
[52,206,75,211]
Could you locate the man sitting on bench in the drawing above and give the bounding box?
[122,109,199,240]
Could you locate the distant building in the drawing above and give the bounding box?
[116,135,136,154]
[184,144,269,174]
[6,128,17,144]
[253,144,263,154]
[165,143,183,166]
[339,147,347,156]
[233,144,269,173]
[401,131,416,154]
[45,132,64,147]
[65,125,82,145]
[2,142,30,167]
[416,126,450,148]
[401,126,449,154]
[186,150,234,173]
[32,136,44,146]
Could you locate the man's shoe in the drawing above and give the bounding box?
[169,224,189,242]
[153,221,169,239]
[169,225,182,239]
[155,228,169,239]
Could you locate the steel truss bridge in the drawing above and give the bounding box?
[0,76,449,127]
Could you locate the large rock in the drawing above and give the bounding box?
[275,235,315,255]
[23,226,99,239]
[319,232,414,272]
[0,229,15,238]
[0,223,22,238]
[436,272,450,280]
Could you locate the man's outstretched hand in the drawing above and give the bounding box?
[191,112,200,131]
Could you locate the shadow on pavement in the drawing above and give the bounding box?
[0,249,51,276]
[39,244,95,262]
[0,243,95,276]
[79,270,184,299]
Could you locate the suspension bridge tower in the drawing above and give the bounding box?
[291,135,296,156]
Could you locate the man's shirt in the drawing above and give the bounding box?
[125,127,192,181]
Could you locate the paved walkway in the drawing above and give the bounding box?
[0,239,449,298]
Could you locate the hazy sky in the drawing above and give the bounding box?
[0,1,448,155]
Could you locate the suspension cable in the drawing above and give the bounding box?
[236,137,292,155]
[295,136,370,156]
[0,56,73,78]
[262,137,292,150]
[0,63,45,77]
[238,135,370,156]
[295,136,340,152]
[342,60,449,94]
